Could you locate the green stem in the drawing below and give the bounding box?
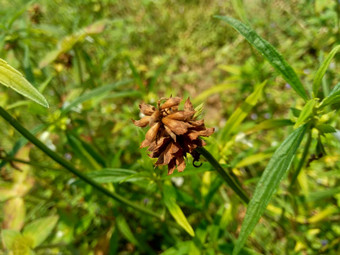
[195,147,249,204]
[0,106,162,220]
[75,47,84,84]
[290,130,312,188]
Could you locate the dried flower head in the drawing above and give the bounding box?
[133,97,214,175]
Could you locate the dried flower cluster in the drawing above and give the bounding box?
[133,97,214,174]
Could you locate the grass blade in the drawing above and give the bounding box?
[313,45,340,97]
[233,125,307,255]
[0,58,48,107]
[215,16,308,101]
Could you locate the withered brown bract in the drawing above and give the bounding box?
[133,97,214,175]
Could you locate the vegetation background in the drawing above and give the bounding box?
[0,0,339,254]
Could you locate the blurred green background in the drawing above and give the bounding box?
[0,0,340,254]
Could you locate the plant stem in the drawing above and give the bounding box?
[75,47,84,84]
[0,106,162,220]
[195,147,249,204]
[290,130,312,188]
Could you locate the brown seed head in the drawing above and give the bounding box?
[133,96,214,174]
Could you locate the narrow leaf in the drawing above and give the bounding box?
[316,124,336,134]
[220,81,266,139]
[163,185,195,237]
[233,125,306,255]
[23,216,59,248]
[61,80,131,114]
[294,99,317,128]
[215,16,308,101]
[66,134,102,170]
[245,119,293,134]
[193,83,236,104]
[235,152,272,168]
[319,82,340,108]
[306,186,340,202]
[116,215,139,246]
[0,59,48,107]
[313,45,340,97]
[77,168,141,184]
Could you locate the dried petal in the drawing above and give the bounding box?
[160,97,182,109]
[162,117,190,135]
[156,142,180,166]
[140,122,160,148]
[132,116,150,127]
[149,110,161,126]
[148,136,170,153]
[139,103,155,116]
[176,156,186,172]
[164,125,177,142]
[188,127,215,140]
[168,159,176,175]
[184,97,194,112]
[166,111,195,121]
[189,119,205,127]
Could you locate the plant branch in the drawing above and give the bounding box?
[0,106,162,220]
[195,147,249,204]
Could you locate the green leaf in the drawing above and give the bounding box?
[0,58,49,107]
[319,82,340,108]
[235,152,273,168]
[233,125,307,255]
[116,215,139,246]
[306,186,340,202]
[1,229,21,250]
[313,45,340,97]
[192,83,236,104]
[23,216,59,248]
[77,168,141,184]
[220,81,266,139]
[61,80,131,114]
[316,124,336,135]
[294,99,317,128]
[163,185,195,237]
[2,230,34,255]
[215,16,308,101]
[66,134,102,170]
[245,119,293,134]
